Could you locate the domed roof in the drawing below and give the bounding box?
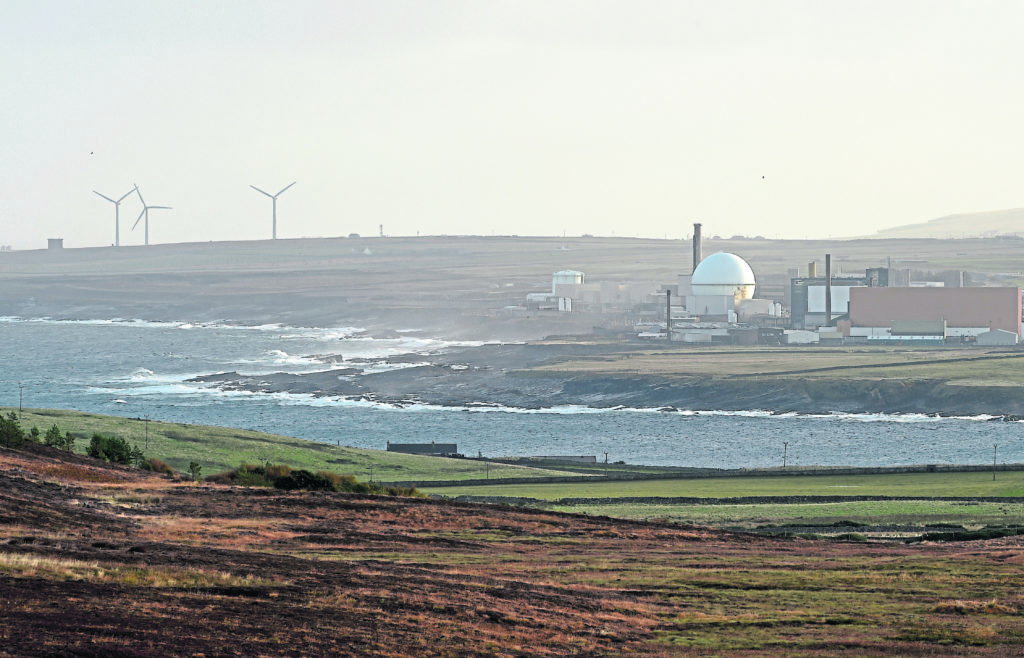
[692,252,755,286]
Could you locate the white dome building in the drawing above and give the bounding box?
[691,252,756,302]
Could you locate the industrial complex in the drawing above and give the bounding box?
[524,223,1023,347]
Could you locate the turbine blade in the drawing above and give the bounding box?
[93,191,116,203]
[250,185,273,198]
[132,208,145,230]
[151,206,172,210]
[134,186,146,206]
[276,181,297,196]
[117,188,135,202]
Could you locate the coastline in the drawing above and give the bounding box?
[190,341,1024,418]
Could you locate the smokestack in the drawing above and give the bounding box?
[692,223,702,273]
[807,261,817,278]
[666,289,672,338]
[824,253,832,327]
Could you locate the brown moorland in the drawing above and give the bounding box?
[3,443,1024,656]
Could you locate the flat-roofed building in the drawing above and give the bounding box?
[386,441,459,456]
[848,287,1021,338]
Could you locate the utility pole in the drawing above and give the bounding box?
[993,444,998,481]
[368,464,374,484]
[144,415,150,451]
[783,442,789,469]
[18,382,23,417]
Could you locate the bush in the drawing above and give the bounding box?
[202,462,421,497]
[205,463,274,487]
[87,433,134,464]
[264,464,292,479]
[44,424,63,447]
[273,469,336,492]
[141,458,175,476]
[0,412,25,449]
[235,470,273,487]
[384,485,424,498]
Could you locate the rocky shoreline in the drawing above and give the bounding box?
[190,341,1024,418]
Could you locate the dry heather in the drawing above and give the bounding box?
[3,442,1024,656]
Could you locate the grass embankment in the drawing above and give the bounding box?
[5,408,578,483]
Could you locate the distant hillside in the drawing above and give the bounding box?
[874,208,1024,239]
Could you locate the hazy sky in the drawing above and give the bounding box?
[3,1,1023,249]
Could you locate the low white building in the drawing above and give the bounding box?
[976,329,1019,346]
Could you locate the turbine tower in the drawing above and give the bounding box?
[131,186,171,246]
[250,181,296,240]
[93,186,137,247]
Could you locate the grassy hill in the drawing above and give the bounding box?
[874,208,1024,239]
[4,408,578,482]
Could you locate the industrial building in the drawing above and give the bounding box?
[386,441,460,457]
[845,287,1022,340]
[520,220,1023,349]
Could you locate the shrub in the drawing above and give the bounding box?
[204,470,234,485]
[87,433,134,464]
[44,424,63,447]
[201,462,421,496]
[141,458,175,476]
[264,464,292,479]
[384,485,424,498]
[235,470,273,487]
[205,463,273,487]
[27,426,41,443]
[0,412,25,449]
[273,469,336,492]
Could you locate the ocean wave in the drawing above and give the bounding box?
[0,316,189,328]
[670,409,1002,423]
[87,371,1024,423]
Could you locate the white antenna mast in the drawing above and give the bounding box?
[131,186,171,246]
[250,181,296,239]
[93,186,137,247]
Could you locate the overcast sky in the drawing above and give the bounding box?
[2,1,1022,249]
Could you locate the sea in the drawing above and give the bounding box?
[1,317,1020,469]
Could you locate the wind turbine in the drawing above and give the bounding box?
[250,181,296,240]
[93,186,137,247]
[132,186,171,246]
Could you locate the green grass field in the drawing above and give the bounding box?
[4,408,576,482]
[12,407,1024,533]
[531,345,1024,385]
[424,471,1024,532]
[422,469,1024,499]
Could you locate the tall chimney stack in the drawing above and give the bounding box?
[824,253,832,327]
[666,289,672,338]
[692,223,702,273]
